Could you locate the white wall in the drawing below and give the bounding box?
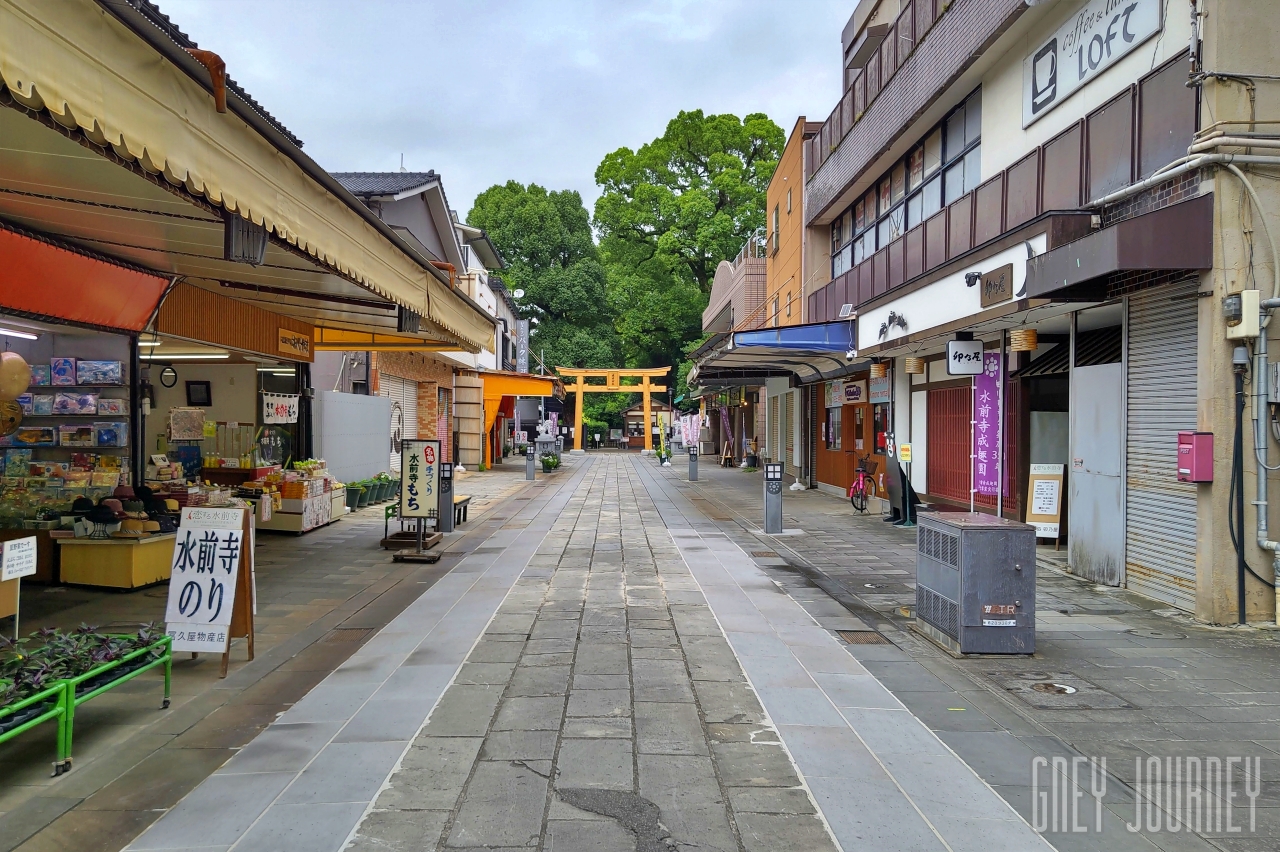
[314,391,392,484]
[151,364,257,452]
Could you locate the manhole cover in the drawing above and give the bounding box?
[750,551,778,558]
[1126,628,1186,640]
[991,671,1131,709]
[838,630,891,645]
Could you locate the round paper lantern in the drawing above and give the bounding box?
[0,400,21,436]
[1010,328,1039,352]
[869,362,888,379]
[904,357,926,375]
[0,351,30,400]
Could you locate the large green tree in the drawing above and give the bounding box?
[467,181,621,371]
[594,110,784,293]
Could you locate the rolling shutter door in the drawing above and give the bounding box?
[380,376,418,472]
[768,394,780,463]
[785,390,797,477]
[1125,278,1198,609]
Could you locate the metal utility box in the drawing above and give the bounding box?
[1176,431,1213,482]
[916,513,1036,654]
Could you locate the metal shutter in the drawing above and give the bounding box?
[380,376,418,473]
[768,394,780,463]
[785,390,797,476]
[1126,279,1199,609]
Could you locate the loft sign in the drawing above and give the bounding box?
[1023,0,1162,127]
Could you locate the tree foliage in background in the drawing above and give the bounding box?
[468,181,621,371]
[467,110,782,425]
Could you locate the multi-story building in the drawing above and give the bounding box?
[801,0,1279,624]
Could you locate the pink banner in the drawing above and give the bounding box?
[973,351,1002,496]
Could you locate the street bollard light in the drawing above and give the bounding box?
[763,462,783,535]
[526,445,536,481]
[688,446,698,481]
[437,462,455,534]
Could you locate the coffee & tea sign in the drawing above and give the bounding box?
[1023,0,1162,127]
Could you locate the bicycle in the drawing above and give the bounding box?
[848,454,878,514]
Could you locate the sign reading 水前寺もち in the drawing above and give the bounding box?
[1023,0,1163,127]
[400,440,440,518]
[1,536,37,581]
[261,392,299,424]
[164,507,244,653]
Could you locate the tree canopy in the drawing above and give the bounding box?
[594,110,784,293]
[466,110,783,425]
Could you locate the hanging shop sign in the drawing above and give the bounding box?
[947,340,985,375]
[1026,463,1065,537]
[278,327,312,359]
[979,264,1015,308]
[516,319,530,374]
[825,380,843,407]
[844,380,867,404]
[164,507,245,653]
[1023,0,1163,127]
[869,376,892,404]
[400,439,440,518]
[973,352,1003,496]
[262,392,300,424]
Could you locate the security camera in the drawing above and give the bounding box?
[965,271,981,287]
[846,349,857,361]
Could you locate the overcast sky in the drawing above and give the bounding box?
[162,0,848,219]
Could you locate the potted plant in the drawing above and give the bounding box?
[540,452,561,473]
[355,481,374,508]
[345,482,364,510]
[503,443,513,458]
[377,472,396,502]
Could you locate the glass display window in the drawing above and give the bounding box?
[825,407,842,450]
[908,147,924,190]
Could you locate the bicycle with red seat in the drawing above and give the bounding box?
[848,454,878,514]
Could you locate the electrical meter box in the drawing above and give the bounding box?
[916,513,1036,654]
[1177,431,1213,482]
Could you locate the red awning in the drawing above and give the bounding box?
[0,226,169,331]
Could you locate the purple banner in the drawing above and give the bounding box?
[973,352,1002,496]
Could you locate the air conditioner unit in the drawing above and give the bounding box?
[916,513,1036,654]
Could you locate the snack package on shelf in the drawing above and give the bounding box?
[96,397,127,415]
[50,358,76,386]
[75,360,123,385]
[94,422,127,447]
[32,395,53,415]
[5,449,32,477]
[57,425,95,447]
[29,364,51,386]
[53,392,98,414]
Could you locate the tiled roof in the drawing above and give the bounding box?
[331,172,439,196]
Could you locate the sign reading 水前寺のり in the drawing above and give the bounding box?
[1023,0,1163,127]
[277,327,312,359]
[400,439,441,518]
[164,507,245,653]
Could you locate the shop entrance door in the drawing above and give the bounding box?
[1069,361,1124,585]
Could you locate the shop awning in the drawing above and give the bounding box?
[479,371,564,466]
[691,320,864,386]
[0,0,494,352]
[0,223,169,331]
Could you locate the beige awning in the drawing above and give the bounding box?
[0,0,493,352]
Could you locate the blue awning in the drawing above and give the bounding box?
[690,319,866,386]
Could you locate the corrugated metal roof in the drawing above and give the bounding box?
[332,172,438,196]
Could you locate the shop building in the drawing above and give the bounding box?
[801,0,1280,623]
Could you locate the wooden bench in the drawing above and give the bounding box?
[453,495,471,525]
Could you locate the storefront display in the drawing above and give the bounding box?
[236,460,345,534]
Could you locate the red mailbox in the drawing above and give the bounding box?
[1177,431,1213,482]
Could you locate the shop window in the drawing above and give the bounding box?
[826,406,842,450]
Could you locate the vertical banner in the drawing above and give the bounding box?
[973,351,1003,496]
[516,319,530,374]
[164,507,245,653]
[400,439,440,517]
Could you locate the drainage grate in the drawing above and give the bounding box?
[472,547,506,554]
[323,628,371,643]
[750,551,778,558]
[837,630,891,645]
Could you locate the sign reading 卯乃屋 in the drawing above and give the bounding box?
[973,352,1003,497]
[277,327,312,359]
[400,439,440,518]
[261,392,300,424]
[164,507,245,653]
[1023,0,1163,127]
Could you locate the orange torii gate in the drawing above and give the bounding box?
[557,367,670,453]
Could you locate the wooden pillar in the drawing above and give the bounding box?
[642,376,653,452]
[574,377,584,452]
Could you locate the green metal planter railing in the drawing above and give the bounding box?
[61,635,172,771]
[0,681,68,772]
[0,635,173,776]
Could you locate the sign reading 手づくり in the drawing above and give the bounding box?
[164,507,244,653]
[1023,0,1163,127]
[400,440,440,518]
